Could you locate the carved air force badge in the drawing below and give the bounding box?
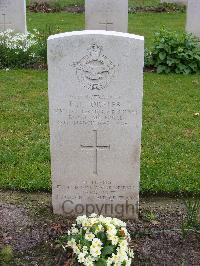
[73,44,116,91]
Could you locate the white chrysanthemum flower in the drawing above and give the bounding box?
[107,223,117,233]
[82,220,92,229]
[107,228,118,245]
[95,224,104,233]
[128,248,134,259]
[90,213,97,218]
[89,238,103,258]
[73,245,80,255]
[107,257,113,266]
[112,218,126,227]
[83,246,88,253]
[78,252,86,263]
[85,255,94,266]
[87,218,98,227]
[67,238,76,248]
[90,245,101,258]
[98,215,112,224]
[124,258,132,266]
[71,227,79,234]
[91,238,103,248]
[110,235,119,245]
[67,239,80,255]
[116,247,128,261]
[85,232,95,241]
[119,239,128,251]
[76,215,87,225]
[111,253,120,264]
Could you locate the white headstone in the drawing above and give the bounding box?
[0,0,26,33]
[85,0,128,32]
[186,0,200,37]
[48,30,144,219]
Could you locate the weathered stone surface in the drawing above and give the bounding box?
[48,30,144,219]
[186,0,200,37]
[85,0,128,32]
[0,0,26,33]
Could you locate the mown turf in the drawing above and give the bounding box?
[0,3,198,194]
[0,70,50,191]
[27,12,185,48]
[1,70,199,194]
[26,0,161,8]
[141,74,200,194]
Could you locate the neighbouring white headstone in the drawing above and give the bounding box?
[186,0,200,38]
[0,0,26,33]
[48,30,144,219]
[85,0,128,32]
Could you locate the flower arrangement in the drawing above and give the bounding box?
[64,214,134,266]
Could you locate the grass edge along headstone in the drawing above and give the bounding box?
[0,0,26,33]
[48,30,144,219]
[85,0,128,33]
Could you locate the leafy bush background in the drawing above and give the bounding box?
[1,28,200,74]
[145,29,200,74]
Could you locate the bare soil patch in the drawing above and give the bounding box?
[0,191,199,265]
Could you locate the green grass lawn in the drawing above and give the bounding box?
[1,70,199,194]
[26,0,186,49]
[1,6,198,195]
[26,0,161,8]
[27,12,186,48]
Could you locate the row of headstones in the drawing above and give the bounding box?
[0,0,199,37]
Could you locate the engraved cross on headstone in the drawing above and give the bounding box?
[99,21,113,31]
[81,130,110,175]
[0,14,11,31]
[99,1,113,31]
